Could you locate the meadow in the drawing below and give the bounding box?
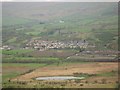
[2,62,118,88]
[2,2,118,89]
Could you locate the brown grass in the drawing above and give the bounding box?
[3,65,31,74]
[28,50,76,58]
[11,62,118,82]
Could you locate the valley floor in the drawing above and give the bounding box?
[2,62,119,88]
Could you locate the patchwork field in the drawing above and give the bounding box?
[11,62,118,80]
[2,2,119,89]
[2,62,118,88]
[2,63,46,83]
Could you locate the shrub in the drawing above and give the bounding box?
[85,80,88,84]
[94,80,98,84]
[80,83,84,86]
[101,79,107,84]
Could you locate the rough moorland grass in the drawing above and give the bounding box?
[2,63,46,82]
[73,70,118,79]
[2,62,90,83]
[96,71,118,77]
[3,57,60,63]
[0,50,2,54]
[7,37,17,43]
[2,49,34,55]
[3,72,20,82]
[2,16,31,26]
[3,63,46,68]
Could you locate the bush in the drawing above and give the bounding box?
[80,83,84,86]
[85,80,88,83]
[101,79,107,84]
[94,80,98,84]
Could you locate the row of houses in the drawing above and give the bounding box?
[0,45,12,50]
[25,40,88,51]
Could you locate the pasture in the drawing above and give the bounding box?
[2,63,46,83]
[2,62,118,88]
[2,2,118,89]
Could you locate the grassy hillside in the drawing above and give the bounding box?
[2,2,118,50]
[2,3,118,88]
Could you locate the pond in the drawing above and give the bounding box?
[36,76,85,80]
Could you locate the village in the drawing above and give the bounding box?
[0,39,88,52]
[25,39,88,51]
[1,39,119,56]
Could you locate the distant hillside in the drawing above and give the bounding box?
[2,2,117,21]
[2,2,118,50]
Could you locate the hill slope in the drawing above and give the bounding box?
[2,2,118,50]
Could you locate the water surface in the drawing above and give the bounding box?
[36,76,85,80]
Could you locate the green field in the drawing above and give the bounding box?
[2,49,34,55]
[2,62,118,88]
[2,3,118,50]
[2,63,46,83]
[2,2,118,88]
[2,16,32,26]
